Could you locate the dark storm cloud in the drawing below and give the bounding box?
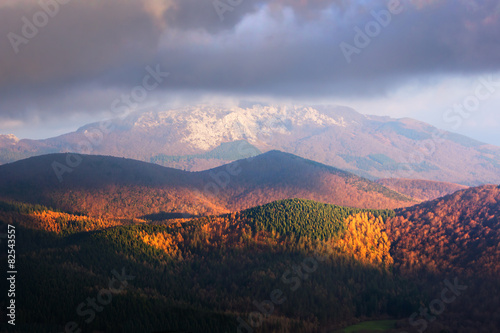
[0,0,499,123]
[0,1,161,88]
[162,0,258,32]
[152,0,500,97]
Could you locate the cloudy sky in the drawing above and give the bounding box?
[0,0,499,144]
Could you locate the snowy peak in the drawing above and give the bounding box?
[130,105,349,150]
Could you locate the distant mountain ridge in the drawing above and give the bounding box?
[1,104,499,185]
[150,140,261,171]
[376,178,469,201]
[0,151,414,218]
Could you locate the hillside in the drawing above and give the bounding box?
[386,185,500,277]
[383,185,500,332]
[2,194,500,332]
[376,178,468,201]
[0,151,413,219]
[1,105,499,185]
[205,150,414,212]
[0,199,415,332]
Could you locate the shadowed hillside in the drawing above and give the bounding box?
[0,151,414,218]
[376,178,468,201]
[383,185,500,332]
[0,199,416,332]
[2,193,500,332]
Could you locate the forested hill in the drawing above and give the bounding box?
[376,178,468,201]
[2,191,500,332]
[0,198,408,332]
[0,151,413,218]
[386,184,500,277]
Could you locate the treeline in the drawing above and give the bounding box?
[0,200,121,235]
[0,200,60,214]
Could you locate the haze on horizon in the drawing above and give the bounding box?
[0,0,499,145]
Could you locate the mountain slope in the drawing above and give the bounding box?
[1,105,499,185]
[150,139,261,171]
[0,151,414,218]
[206,150,414,211]
[382,185,500,332]
[386,184,500,277]
[3,193,500,332]
[376,178,468,201]
[0,199,414,332]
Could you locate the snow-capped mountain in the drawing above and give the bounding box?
[129,104,347,150]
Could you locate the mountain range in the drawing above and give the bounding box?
[1,104,500,332]
[1,104,499,185]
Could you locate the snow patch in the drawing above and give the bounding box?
[131,105,348,150]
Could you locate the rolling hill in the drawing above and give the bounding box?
[376,178,468,201]
[1,104,499,185]
[386,184,500,277]
[383,185,500,332]
[0,150,414,219]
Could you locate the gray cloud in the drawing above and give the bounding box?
[0,0,499,134]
